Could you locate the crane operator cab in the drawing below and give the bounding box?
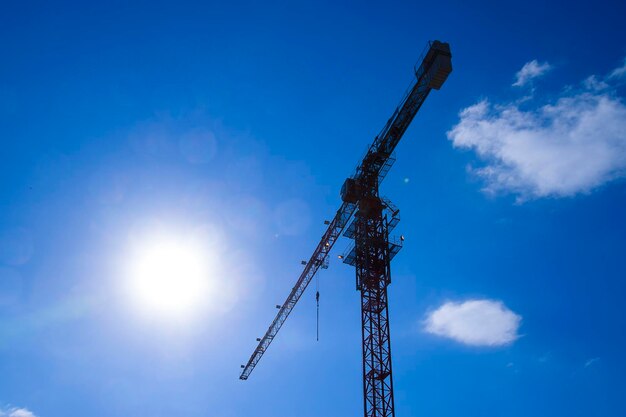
[341,177,361,204]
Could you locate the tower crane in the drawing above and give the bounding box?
[240,40,452,417]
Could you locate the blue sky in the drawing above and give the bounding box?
[1,1,626,416]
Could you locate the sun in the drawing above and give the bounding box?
[126,236,213,318]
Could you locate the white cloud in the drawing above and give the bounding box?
[584,357,600,368]
[424,299,521,346]
[0,407,37,417]
[448,62,626,201]
[513,60,552,87]
[583,75,609,91]
[609,58,626,79]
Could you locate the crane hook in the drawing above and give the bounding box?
[316,275,320,342]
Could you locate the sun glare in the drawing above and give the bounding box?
[127,236,212,318]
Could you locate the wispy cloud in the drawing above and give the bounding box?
[585,357,600,368]
[448,59,626,201]
[583,75,609,91]
[609,58,626,79]
[424,299,521,347]
[513,60,552,87]
[0,407,37,417]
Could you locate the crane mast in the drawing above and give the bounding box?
[240,40,452,417]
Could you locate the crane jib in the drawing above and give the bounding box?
[239,40,452,381]
[239,201,356,380]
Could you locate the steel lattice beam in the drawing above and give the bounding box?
[354,199,395,417]
[239,201,355,380]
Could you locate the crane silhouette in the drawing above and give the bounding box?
[240,40,452,417]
